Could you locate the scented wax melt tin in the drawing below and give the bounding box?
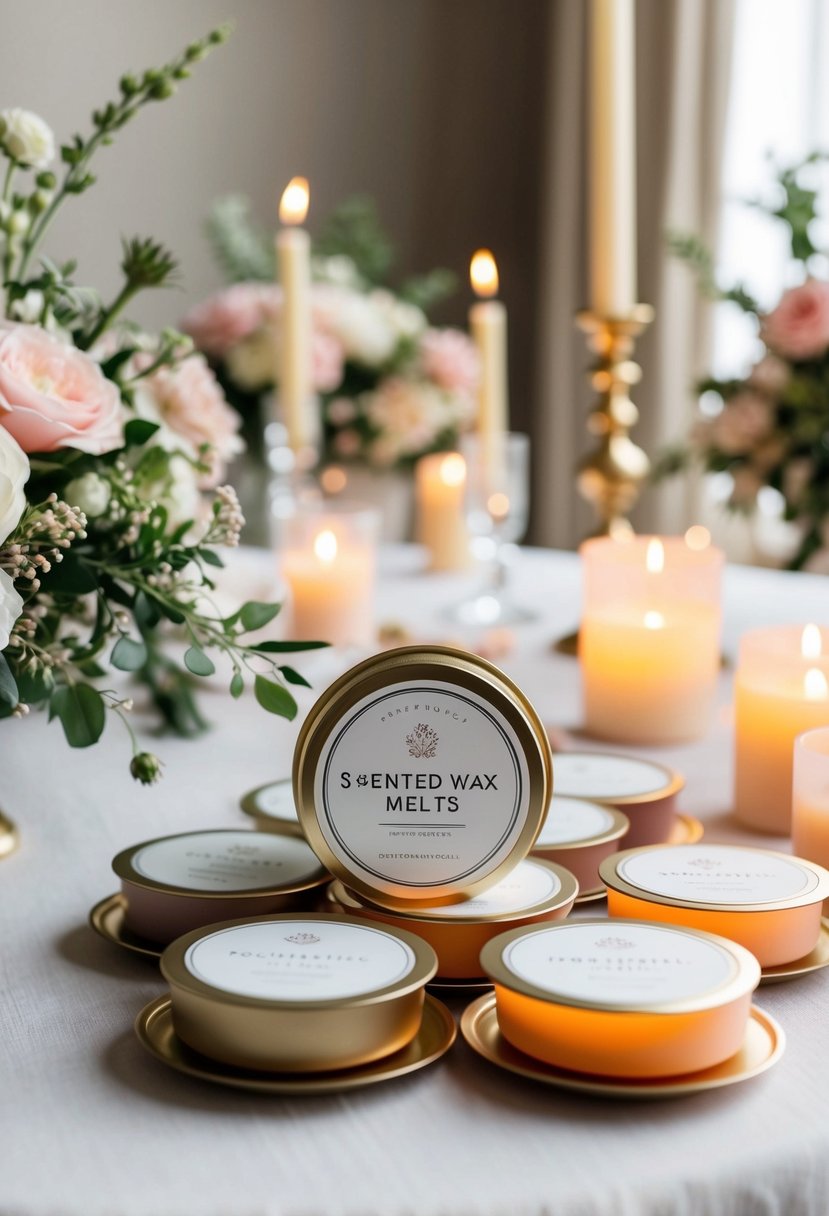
[112,829,329,944]
[160,914,438,1072]
[328,858,579,979]
[239,779,303,837]
[531,795,629,893]
[551,751,683,848]
[480,918,761,1078]
[601,843,829,967]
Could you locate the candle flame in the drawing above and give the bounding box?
[470,249,499,298]
[802,623,822,660]
[279,176,310,225]
[439,453,466,487]
[804,667,828,702]
[313,529,337,563]
[488,491,510,521]
[644,610,665,630]
[645,538,665,574]
[684,524,711,551]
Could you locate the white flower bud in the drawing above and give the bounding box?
[64,472,111,519]
[0,108,55,169]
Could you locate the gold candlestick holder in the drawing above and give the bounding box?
[555,303,654,655]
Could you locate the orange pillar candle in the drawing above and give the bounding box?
[792,728,829,869]
[735,625,829,834]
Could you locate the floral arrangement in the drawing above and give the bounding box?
[183,196,480,469]
[664,154,829,571]
[0,28,325,782]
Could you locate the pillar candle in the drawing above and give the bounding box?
[469,250,508,466]
[579,535,723,743]
[276,176,313,452]
[792,727,829,873]
[414,452,470,572]
[735,625,829,834]
[589,0,637,315]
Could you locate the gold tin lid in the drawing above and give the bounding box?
[112,829,328,899]
[552,751,683,804]
[332,858,578,925]
[480,918,760,1014]
[535,796,629,850]
[601,843,829,912]
[293,645,553,910]
[239,780,303,834]
[161,913,438,1008]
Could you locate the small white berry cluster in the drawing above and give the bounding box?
[1,494,87,592]
[210,485,245,547]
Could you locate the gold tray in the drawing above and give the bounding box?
[89,893,162,960]
[668,813,704,844]
[461,994,784,1100]
[574,887,607,905]
[760,917,829,985]
[135,992,456,1094]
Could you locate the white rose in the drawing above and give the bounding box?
[0,569,22,650]
[64,472,111,519]
[0,109,55,169]
[0,425,29,544]
[370,290,427,341]
[313,286,397,367]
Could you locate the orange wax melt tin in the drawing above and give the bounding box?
[480,918,761,1078]
[601,843,829,967]
[327,858,578,979]
[531,795,629,893]
[551,751,683,848]
[112,830,329,944]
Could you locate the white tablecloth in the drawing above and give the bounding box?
[2,546,829,1216]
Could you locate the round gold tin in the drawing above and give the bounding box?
[161,913,438,1072]
[480,918,761,1078]
[112,829,329,944]
[239,779,304,837]
[601,843,829,967]
[327,858,579,979]
[551,751,683,848]
[531,796,629,894]
[293,645,553,910]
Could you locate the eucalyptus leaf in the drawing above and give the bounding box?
[111,636,149,671]
[254,675,297,720]
[184,645,215,677]
[279,665,311,688]
[50,684,106,748]
[230,671,244,699]
[251,639,328,653]
[239,601,281,632]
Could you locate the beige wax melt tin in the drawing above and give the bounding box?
[294,646,553,910]
[328,858,578,979]
[239,780,304,837]
[601,843,829,968]
[531,796,629,894]
[160,914,438,1072]
[480,918,761,1078]
[112,829,329,944]
[551,751,683,848]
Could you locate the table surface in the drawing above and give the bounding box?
[3,546,829,1216]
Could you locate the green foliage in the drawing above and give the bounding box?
[49,684,106,748]
[206,195,274,283]
[315,196,394,285]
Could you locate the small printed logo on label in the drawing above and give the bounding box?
[594,936,636,950]
[686,858,722,870]
[406,723,439,759]
[285,932,321,945]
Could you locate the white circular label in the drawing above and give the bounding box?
[252,781,298,823]
[503,921,736,1007]
[184,920,416,1001]
[554,753,668,799]
[423,860,561,919]
[131,831,323,892]
[314,678,531,894]
[536,796,617,845]
[618,844,817,906]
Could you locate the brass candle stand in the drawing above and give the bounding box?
[555,303,654,655]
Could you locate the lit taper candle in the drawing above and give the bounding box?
[469,250,508,457]
[276,176,312,452]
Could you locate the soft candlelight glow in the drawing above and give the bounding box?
[313,530,337,563]
[414,452,470,572]
[645,539,665,574]
[470,250,499,298]
[805,669,829,701]
[488,491,510,521]
[792,728,829,876]
[644,611,664,631]
[440,453,466,487]
[802,624,822,660]
[279,176,310,225]
[685,525,711,551]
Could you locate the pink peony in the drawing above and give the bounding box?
[0,323,123,454]
[710,392,772,454]
[142,353,243,484]
[419,328,480,393]
[311,330,345,392]
[762,280,829,360]
[182,283,280,359]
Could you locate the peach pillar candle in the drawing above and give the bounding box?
[793,728,829,872]
[276,177,313,452]
[735,626,829,834]
[579,535,724,743]
[281,506,378,648]
[414,452,470,571]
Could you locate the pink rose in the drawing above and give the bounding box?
[710,392,772,454]
[143,353,243,485]
[182,283,280,358]
[419,328,480,393]
[762,280,829,360]
[0,323,123,454]
[312,330,345,393]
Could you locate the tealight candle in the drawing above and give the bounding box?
[414,452,470,571]
[276,176,313,453]
[735,625,829,833]
[792,727,829,872]
[579,535,723,743]
[281,504,378,647]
